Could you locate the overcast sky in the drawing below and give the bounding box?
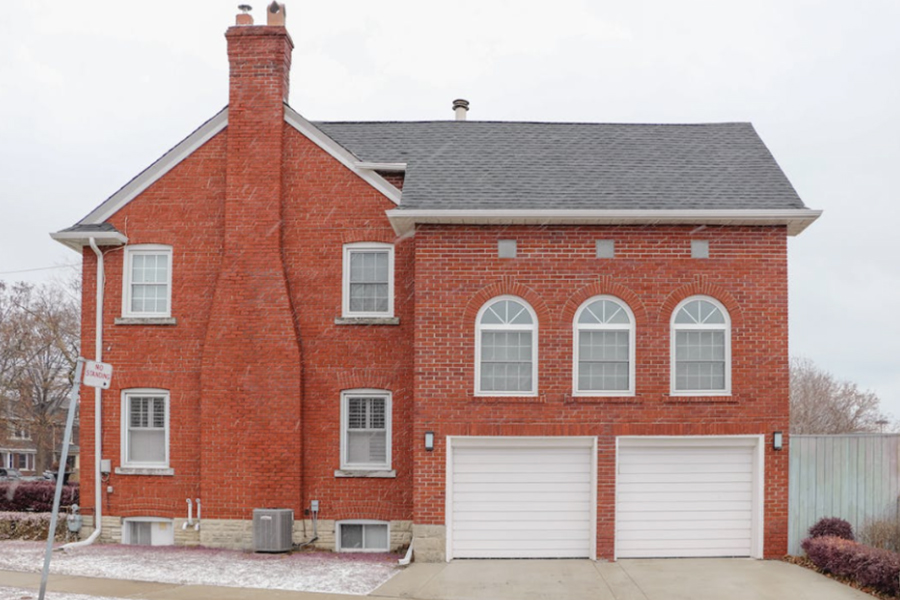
[2,1,898,416]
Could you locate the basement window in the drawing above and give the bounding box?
[337,521,389,552]
[122,518,174,546]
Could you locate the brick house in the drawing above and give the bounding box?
[51,4,819,560]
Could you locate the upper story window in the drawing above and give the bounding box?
[340,389,392,471]
[11,426,31,440]
[573,296,635,396]
[671,296,731,395]
[342,243,394,318]
[121,389,169,468]
[475,296,538,396]
[123,245,172,318]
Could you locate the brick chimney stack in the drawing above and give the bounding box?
[201,3,303,522]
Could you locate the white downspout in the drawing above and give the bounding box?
[62,238,104,549]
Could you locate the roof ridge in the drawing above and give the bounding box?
[315,120,753,127]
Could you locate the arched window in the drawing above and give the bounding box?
[573,296,635,395]
[671,296,731,395]
[475,296,538,395]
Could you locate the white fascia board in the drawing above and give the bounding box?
[283,106,402,205]
[385,208,822,237]
[78,108,229,225]
[49,231,129,252]
[355,162,407,172]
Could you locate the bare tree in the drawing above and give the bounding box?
[0,280,80,473]
[790,357,892,434]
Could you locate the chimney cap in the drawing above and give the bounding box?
[452,99,470,110]
[238,4,252,12]
[267,1,286,26]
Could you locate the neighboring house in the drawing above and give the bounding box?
[51,4,820,560]
[1,421,37,475]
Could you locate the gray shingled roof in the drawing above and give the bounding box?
[315,121,805,211]
[59,223,121,234]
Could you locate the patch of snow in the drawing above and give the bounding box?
[0,542,399,595]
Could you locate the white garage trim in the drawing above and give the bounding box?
[615,436,764,559]
[446,436,597,561]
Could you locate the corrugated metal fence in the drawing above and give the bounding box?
[788,434,900,555]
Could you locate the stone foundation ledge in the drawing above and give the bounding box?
[412,524,446,562]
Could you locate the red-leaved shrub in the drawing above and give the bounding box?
[808,517,854,541]
[0,481,79,512]
[802,535,900,596]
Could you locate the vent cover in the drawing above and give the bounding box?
[253,508,294,552]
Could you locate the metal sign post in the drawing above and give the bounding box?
[38,357,96,600]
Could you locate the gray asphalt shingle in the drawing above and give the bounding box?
[315,121,806,211]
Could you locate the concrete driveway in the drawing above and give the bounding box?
[371,559,872,600]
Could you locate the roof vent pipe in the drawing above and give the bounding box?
[453,99,469,121]
[236,4,254,26]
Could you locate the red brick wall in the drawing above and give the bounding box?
[411,224,790,558]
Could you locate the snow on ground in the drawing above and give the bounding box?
[0,587,120,600]
[0,541,399,595]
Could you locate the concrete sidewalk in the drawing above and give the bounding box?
[2,559,875,600]
[0,570,365,600]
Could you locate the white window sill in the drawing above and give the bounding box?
[334,317,399,326]
[334,469,396,478]
[115,467,175,476]
[115,317,177,326]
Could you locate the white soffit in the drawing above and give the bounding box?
[385,209,822,237]
[78,108,229,225]
[50,231,129,252]
[283,106,402,205]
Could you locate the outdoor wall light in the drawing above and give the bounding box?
[773,431,783,451]
[424,431,435,451]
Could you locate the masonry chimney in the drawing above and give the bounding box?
[201,4,303,519]
[453,98,469,121]
[235,4,253,25]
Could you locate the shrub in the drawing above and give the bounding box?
[860,515,900,552]
[0,481,79,512]
[802,535,900,596]
[808,517,854,541]
[0,512,67,541]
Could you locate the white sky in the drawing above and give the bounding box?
[2,1,898,415]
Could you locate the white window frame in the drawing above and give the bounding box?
[11,425,31,440]
[340,389,392,471]
[342,242,395,318]
[335,520,390,552]
[572,295,636,397]
[122,517,175,546]
[122,244,173,318]
[670,295,731,396]
[121,389,170,469]
[474,295,539,397]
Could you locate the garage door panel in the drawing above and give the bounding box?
[617,509,750,522]
[618,490,750,503]
[455,471,590,484]
[451,440,594,559]
[618,481,752,494]
[454,529,591,542]
[618,472,752,484]
[454,510,591,524]
[454,481,593,494]
[616,440,758,559]
[618,528,750,541]
[453,518,591,531]
[618,518,751,531]
[620,463,750,475]
[457,548,590,559]
[619,500,752,512]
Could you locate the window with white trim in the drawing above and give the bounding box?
[573,296,635,395]
[122,389,169,468]
[123,245,173,317]
[336,520,389,552]
[11,425,31,440]
[671,296,731,395]
[341,390,391,471]
[342,243,394,317]
[475,296,538,395]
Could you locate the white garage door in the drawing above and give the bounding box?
[616,437,761,559]
[449,437,595,559]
